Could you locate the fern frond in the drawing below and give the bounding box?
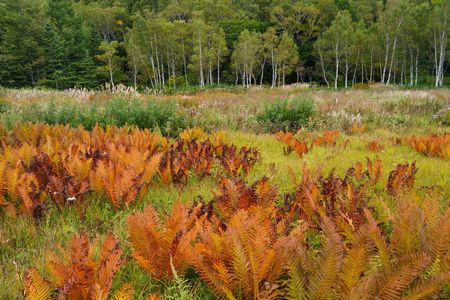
[307,217,343,299]
[377,253,431,300]
[400,272,450,300]
[140,152,163,185]
[23,268,51,300]
[111,284,134,300]
[96,233,124,296]
[340,245,368,293]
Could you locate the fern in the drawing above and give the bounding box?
[127,202,205,279]
[307,217,344,299]
[25,232,125,300]
[212,177,277,222]
[387,162,417,195]
[23,269,51,300]
[111,284,134,300]
[188,206,302,299]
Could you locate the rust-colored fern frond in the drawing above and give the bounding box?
[212,177,277,222]
[127,201,205,279]
[188,206,301,299]
[25,232,125,300]
[408,133,450,159]
[111,284,134,300]
[366,140,385,152]
[23,268,51,300]
[387,162,417,195]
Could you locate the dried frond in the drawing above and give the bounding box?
[351,122,366,135]
[366,140,385,152]
[189,207,299,299]
[387,162,417,195]
[111,284,134,300]
[41,232,124,300]
[179,127,206,142]
[23,268,51,300]
[213,177,277,222]
[127,202,204,279]
[408,133,450,159]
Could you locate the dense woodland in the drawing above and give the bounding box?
[0,0,448,90]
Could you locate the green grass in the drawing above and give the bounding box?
[1,127,449,299]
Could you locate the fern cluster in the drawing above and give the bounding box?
[408,133,450,159]
[24,163,449,299]
[0,125,260,217]
[276,130,349,157]
[24,233,132,300]
[123,166,449,299]
[17,125,450,299]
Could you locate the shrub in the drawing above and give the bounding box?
[0,99,11,113]
[257,98,315,132]
[434,105,450,125]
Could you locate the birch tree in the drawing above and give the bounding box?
[231,30,262,88]
[316,11,353,89]
[431,0,449,87]
[191,18,209,87]
[262,27,279,88]
[96,40,121,87]
[275,32,299,86]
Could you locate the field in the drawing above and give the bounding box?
[0,86,449,299]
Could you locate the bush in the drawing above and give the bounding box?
[0,99,11,113]
[257,98,315,132]
[434,105,450,126]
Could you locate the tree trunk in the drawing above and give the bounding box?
[271,48,276,88]
[217,49,221,85]
[133,58,137,90]
[108,57,114,87]
[209,58,213,85]
[260,58,266,87]
[435,24,447,86]
[387,35,397,85]
[382,33,390,83]
[335,42,339,89]
[182,41,188,86]
[369,47,373,82]
[318,49,329,87]
[198,35,204,87]
[415,48,419,86]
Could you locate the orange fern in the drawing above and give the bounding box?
[127,202,207,279]
[24,233,124,300]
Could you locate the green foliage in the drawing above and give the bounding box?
[15,98,188,137]
[0,0,449,89]
[257,98,315,132]
[0,99,11,114]
[219,19,268,47]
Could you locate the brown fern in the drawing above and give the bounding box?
[127,201,207,279]
[23,269,51,300]
[24,232,124,300]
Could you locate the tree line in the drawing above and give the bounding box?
[0,0,448,90]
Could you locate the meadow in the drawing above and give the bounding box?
[0,86,449,299]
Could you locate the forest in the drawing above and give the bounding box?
[0,0,449,90]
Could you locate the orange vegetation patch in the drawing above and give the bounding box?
[0,125,260,217]
[408,133,450,159]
